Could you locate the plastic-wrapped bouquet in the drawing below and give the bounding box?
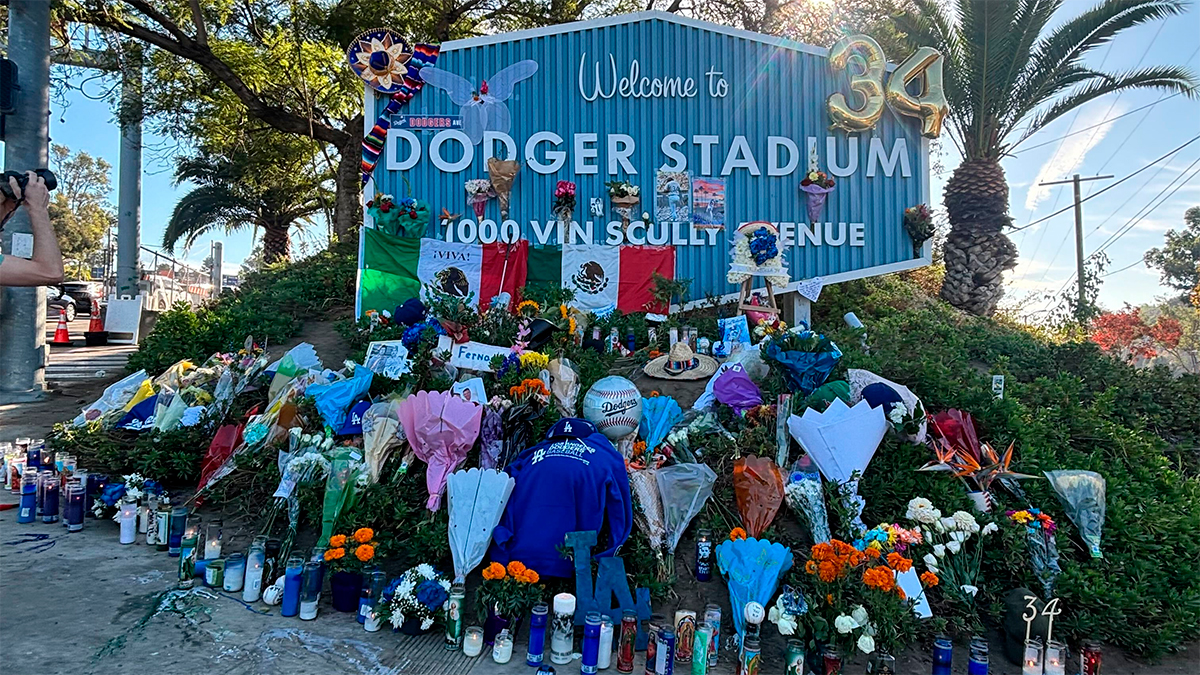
[799,145,836,224]
[784,460,832,544]
[606,180,640,227]
[762,325,842,395]
[465,179,496,219]
[552,180,577,224]
[903,204,934,256]
[1007,508,1061,598]
[380,564,451,633]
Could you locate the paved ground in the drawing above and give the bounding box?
[45,317,139,383]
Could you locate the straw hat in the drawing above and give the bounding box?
[644,342,719,380]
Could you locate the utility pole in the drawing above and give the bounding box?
[0,0,51,402]
[1037,173,1113,320]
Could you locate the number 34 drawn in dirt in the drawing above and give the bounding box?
[826,35,949,139]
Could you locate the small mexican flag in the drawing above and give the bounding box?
[360,228,528,314]
[527,243,676,315]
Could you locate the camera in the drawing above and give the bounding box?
[0,168,57,201]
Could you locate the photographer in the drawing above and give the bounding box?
[0,170,62,287]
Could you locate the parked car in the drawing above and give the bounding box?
[62,280,105,314]
[46,286,77,322]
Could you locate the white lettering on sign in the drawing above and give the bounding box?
[578,53,699,102]
[387,129,420,170]
[867,137,912,178]
[430,129,473,172]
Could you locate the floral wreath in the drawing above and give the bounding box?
[727,221,789,286]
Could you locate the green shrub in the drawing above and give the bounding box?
[50,419,219,486]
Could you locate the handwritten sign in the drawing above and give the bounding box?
[436,335,512,373]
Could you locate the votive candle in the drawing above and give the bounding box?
[243,543,266,602]
[65,484,85,532]
[598,615,614,670]
[463,626,484,657]
[1022,639,1044,675]
[492,629,514,664]
[223,552,246,593]
[41,479,59,523]
[299,561,321,620]
[18,469,37,523]
[1044,640,1067,675]
[119,501,138,544]
[281,555,303,617]
[204,519,223,559]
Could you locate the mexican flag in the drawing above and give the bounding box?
[527,243,676,315]
[359,228,528,314]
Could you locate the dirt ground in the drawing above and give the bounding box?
[2,318,1198,674]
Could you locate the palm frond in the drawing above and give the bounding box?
[163,185,256,253]
[1014,65,1198,147]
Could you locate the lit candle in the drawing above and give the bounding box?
[119,500,138,544]
[65,484,85,532]
[1044,640,1067,675]
[204,519,223,559]
[1022,639,1044,675]
[463,626,485,657]
[243,543,266,602]
[598,615,614,670]
[492,629,514,664]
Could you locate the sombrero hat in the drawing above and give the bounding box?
[644,342,719,380]
[347,28,413,94]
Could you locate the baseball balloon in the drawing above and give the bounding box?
[582,376,643,440]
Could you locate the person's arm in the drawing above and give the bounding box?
[0,172,63,287]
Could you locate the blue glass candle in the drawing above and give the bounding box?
[281,555,304,617]
[42,479,59,523]
[37,469,54,516]
[65,484,85,531]
[527,603,549,666]
[168,506,187,556]
[968,636,989,675]
[18,470,37,524]
[84,473,107,517]
[581,611,602,675]
[932,636,953,675]
[357,564,379,624]
[25,444,41,473]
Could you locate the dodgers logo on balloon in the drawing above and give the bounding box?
[583,376,643,441]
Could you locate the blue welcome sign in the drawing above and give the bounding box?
[362,12,932,306]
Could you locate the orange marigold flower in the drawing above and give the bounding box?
[324,549,336,561]
[805,560,818,575]
[483,562,507,580]
[896,587,907,600]
[818,560,839,583]
[864,547,881,560]
[920,571,939,587]
[729,528,747,541]
[329,534,347,548]
[329,547,345,560]
[887,553,913,573]
[355,544,375,562]
[811,543,835,562]
[507,561,527,577]
[523,570,540,584]
[826,594,834,605]
[863,567,895,590]
[354,528,374,544]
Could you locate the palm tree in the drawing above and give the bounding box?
[898,0,1196,316]
[163,146,332,264]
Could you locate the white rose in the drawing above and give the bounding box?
[857,634,876,654]
[851,605,869,626]
[777,614,797,635]
[834,615,858,634]
[947,540,961,554]
[961,584,979,597]
[933,544,946,558]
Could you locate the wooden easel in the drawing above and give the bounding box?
[736,276,780,316]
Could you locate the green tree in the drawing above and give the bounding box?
[47,144,116,280]
[1144,206,1200,299]
[163,133,333,263]
[897,0,1197,316]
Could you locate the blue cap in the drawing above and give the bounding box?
[862,382,903,415]
[545,417,597,439]
[338,400,372,435]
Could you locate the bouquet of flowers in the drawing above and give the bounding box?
[1007,508,1061,598]
[799,147,836,224]
[552,180,576,224]
[465,179,496,219]
[476,560,545,622]
[487,158,520,219]
[323,527,379,573]
[784,463,832,544]
[606,180,641,227]
[367,193,402,233]
[379,564,451,633]
[393,197,431,238]
[797,538,929,659]
[760,325,842,396]
[903,204,934,256]
[904,497,998,610]
[728,224,788,287]
[885,399,926,439]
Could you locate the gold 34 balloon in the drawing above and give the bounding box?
[827,36,949,139]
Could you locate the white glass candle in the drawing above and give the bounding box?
[204,520,223,559]
[1044,640,1066,675]
[551,593,577,665]
[364,608,382,632]
[597,615,614,669]
[242,544,266,602]
[137,504,150,534]
[463,626,484,657]
[119,501,138,544]
[492,630,514,664]
[300,599,319,620]
[1022,639,1044,675]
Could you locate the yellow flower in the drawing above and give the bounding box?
[519,352,548,369]
[329,534,347,548]
[353,528,374,544]
[355,544,375,562]
[517,300,540,313]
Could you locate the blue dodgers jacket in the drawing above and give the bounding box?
[490,418,633,578]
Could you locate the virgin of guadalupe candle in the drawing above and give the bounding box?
[178,531,199,589]
[223,552,247,593]
[581,611,602,675]
[281,555,303,617]
[242,543,266,602]
[674,610,696,662]
[299,561,321,620]
[445,583,466,649]
[598,615,614,670]
[617,610,637,673]
[784,639,804,675]
[550,593,576,665]
[119,500,138,544]
[527,602,550,666]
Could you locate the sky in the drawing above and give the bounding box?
[20,3,1200,312]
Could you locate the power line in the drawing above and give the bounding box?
[1008,135,1200,233]
[1093,159,1200,257]
[1099,258,1146,278]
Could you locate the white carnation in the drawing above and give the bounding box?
[952,510,980,533]
[905,498,939,525]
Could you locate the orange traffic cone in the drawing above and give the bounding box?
[50,309,73,346]
[87,299,104,333]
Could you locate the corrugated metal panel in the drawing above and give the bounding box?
[370,13,928,301]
